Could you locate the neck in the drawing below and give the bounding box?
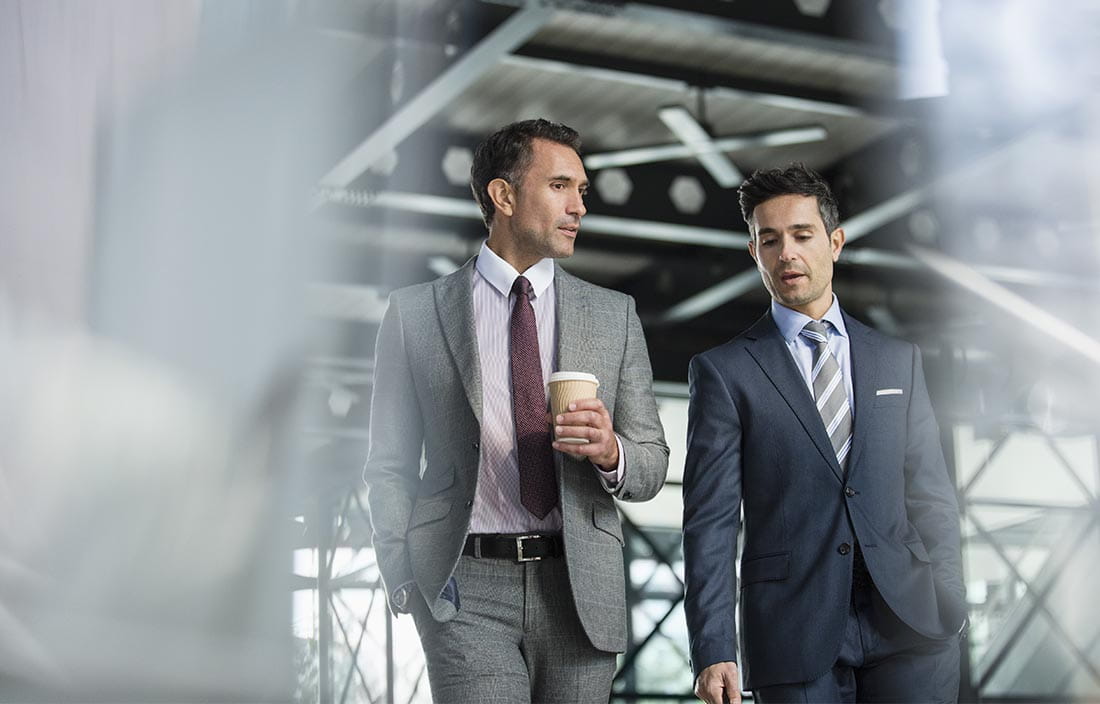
[486,231,540,273]
[782,292,833,320]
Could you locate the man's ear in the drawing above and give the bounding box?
[830,227,846,261]
[487,178,514,218]
[747,236,758,263]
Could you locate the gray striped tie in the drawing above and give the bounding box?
[801,320,852,470]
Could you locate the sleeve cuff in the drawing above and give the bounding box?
[593,434,625,494]
[390,580,416,615]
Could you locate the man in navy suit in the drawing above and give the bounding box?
[683,164,966,704]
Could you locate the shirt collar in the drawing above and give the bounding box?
[771,294,848,344]
[475,241,555,299]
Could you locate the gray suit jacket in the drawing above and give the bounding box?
[364,258,669,653]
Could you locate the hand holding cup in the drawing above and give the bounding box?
[549,372,618,469]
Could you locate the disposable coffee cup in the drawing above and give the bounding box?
[548,372,600,444]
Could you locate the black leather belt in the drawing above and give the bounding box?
[463,534,563,562]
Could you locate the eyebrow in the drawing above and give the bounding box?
[549,174,589,188]
[757,224,815,236]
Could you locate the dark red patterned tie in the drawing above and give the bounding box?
[510,275,557,519]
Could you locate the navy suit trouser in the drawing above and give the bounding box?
[754,578,961,704]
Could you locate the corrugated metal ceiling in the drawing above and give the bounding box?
[415,6,902,173]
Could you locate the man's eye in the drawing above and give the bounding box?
[761,239,776,247]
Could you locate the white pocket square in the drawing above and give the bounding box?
[876,388,904,396]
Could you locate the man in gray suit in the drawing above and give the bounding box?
[364,119,669,703]
[683,164,966,704]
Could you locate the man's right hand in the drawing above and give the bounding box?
[694,661,741,704]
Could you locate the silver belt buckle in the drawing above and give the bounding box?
[473,535,483,559]
[515,534,541,562]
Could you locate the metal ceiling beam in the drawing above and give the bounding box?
[326,189,752,249]
[657,105,745,187]
[513,45,892,119]
[316,5,554,189]
[319,188,1098,303]
[660,270,762,324]
[484,0,896,61]
[584,125,828,170]
[317,219,654,279]
[910,245,1100,367]
[842,248,1100,292]
[657,118,1074,323]
[504,52,870,121]
[616,2,895,62]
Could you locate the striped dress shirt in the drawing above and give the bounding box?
[469,242,621,534]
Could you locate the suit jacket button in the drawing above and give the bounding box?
[464,500,473,508]
[472,441,480,450]
[845,487,856,497]
[838,543,851,555]
[622,491,633,500]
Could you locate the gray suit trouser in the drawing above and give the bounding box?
[411,554,617,704]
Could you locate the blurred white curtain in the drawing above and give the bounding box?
[0,0,202,324]
[0,1,331,700]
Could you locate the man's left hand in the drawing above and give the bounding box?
[552,398,619,470]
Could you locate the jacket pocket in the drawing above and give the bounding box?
[408,496,452,529]
[740,551,790,587]
[592,503,624,546]
[873,393,908,408]
[905,538,932,563]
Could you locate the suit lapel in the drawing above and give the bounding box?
[554,265,591,374]
[745,313,844,484]
[551,266,592,489]
[434,258,483,425]
[843,313,879,476]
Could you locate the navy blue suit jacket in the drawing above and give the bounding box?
[682,309,966,690]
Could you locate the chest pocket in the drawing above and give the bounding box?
[872,392,907,408]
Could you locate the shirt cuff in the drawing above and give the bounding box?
[593,434,625,494]
[390,580,416,614]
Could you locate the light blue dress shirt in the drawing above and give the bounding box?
[770,295,855,416]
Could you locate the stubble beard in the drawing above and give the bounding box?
[528,225,574,260]
[766,269,828,310]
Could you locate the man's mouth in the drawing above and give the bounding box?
[780,271,805,282]
[558,224,579,237]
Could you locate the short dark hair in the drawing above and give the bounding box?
[470,119,582,230]
[737,162,840,238]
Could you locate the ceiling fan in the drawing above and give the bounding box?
[584,91,827,188]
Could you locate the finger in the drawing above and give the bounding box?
[723,675,741,704]
[696,682,722,704]
[566,397,605,414]
[554,410,604,428]
[552,435,612,456]
[554,424,597,442]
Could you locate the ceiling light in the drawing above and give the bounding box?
[658,105,743,187]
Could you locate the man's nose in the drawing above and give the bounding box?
[568,192,586,217]
[778,240,797,261]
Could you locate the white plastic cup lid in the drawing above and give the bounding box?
[548,371,599,386]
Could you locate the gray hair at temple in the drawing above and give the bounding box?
[470,118,582,231]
